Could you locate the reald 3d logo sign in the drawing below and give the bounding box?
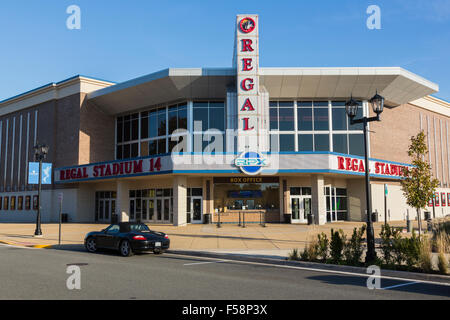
[234,152,268,175]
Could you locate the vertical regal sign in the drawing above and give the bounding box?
[236,15,260,152]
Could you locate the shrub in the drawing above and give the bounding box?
[317,232,329,262]
[380,224,397,265]
[418,236,433,273]
[299,238,319,261]
[437,251,448,275]
[343,226,366,266]
[288,248,300,261]
[403,233,421,270]
[330,229,345,264]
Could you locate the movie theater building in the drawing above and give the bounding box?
[0,15,449,225]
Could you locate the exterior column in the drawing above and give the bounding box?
[311,174,326,225]
[116,180,129,222]
[173,176,187,226]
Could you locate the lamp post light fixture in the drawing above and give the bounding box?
[33,143,49,237]
[345,92,385,263]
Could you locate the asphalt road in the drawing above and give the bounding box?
[0,244,448,300]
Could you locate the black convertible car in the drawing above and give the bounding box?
[84,222,170,257]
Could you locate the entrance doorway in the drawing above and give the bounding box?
[95,191,116,223]
[129,188,173,224]
[290,187,312,224]
[291,196,311,224]
[190,197,203,223]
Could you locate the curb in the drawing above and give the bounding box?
[167,249,450,285]
[0,240,53,249]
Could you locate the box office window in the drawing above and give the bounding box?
[214,182,279,211]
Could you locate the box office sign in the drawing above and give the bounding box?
[55,157,169,182]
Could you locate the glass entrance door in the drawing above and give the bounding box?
[291,196,310,224]
[191,197,203,223]
[98,199,113,223]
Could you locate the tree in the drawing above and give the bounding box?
[400,130,439,238]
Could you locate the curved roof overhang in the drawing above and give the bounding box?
[87,67,438,114]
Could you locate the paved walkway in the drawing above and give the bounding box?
[0,220,421,255]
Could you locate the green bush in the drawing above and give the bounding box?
[343,226,366,266]
[288,248,300,261]
[403,233,421,270]
[437,252,448,274]
[330,229,345,264]
[317,232,329,262]
[380,224,403,266]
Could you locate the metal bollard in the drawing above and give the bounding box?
[260,210,266,227]
[216,212,221,228]
[242,211,246,228]
[238,211,241,227]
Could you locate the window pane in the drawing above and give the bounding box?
[279,134,295,152]
[279,101,294,107]
[141,116,148,139]
[314,134,329,151]
[298,101,313,107]
[124,120,131,141]
[333,134,348,154]
[149,111,158,138]
[290,187,301,195]
[210,107,224,131]
[279,107,294,131]
[193,107,208,132]
[269,108,278,130]
[297,108,312,131]
[349,106,363,130]
[314,108,329,130]
[298,134,313,151]
[158,138,166,154]
[313,101,328,107]
[116,145,123,160]
[123,144,131,159]
[116,121,123,143]
[149,140,157,155]
[131,143,139,158]
[131,119,139,140]
[140,141,149,157]
[168,107,178,134]
[158,108,166,136]
[349,134,365,156]
[332,108,347,131]
[178,104,188,131]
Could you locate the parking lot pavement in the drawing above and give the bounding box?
[0,244,448,300]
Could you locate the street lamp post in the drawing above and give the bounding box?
[345,92,384,263]
[33,143,49,237]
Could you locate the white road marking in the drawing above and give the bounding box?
[184,260,227,266]
[381,282,419,290]
[168,253,450,287]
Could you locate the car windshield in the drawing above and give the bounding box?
[130,224,151,232]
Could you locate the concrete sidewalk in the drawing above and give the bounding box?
[0,220,416,255]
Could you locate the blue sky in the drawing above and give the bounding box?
[0,0,449,101]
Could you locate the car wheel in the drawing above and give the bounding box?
[85,237,97,253]
[119,240,133,257]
